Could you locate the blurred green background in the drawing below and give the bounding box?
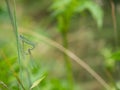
[0,0,120,90]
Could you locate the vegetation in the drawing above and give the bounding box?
[0,0,120,90]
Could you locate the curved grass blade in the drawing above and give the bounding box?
[21,29,111,90]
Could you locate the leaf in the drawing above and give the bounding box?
[111,51,120,61]
[76,0,103,28]
[101,48,115,69]
[51,0,71,10]
[50,0,71,17]
[86,1,103,28]
[30,75,46,90]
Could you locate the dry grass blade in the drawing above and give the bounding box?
[14,73,26,90]
[21,29,111,90]
[0,81,9,90]
[110,0,118,48]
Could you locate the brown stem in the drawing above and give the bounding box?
[110,0,118,49]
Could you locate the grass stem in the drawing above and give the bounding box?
[5,0,23,86]
[61,32,74,90]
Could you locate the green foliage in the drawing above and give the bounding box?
[0,3,8,22]
[50,1,104,90]
[0,81,9,90]
[102,48,120,69]
[102,48,116,70]
[111,51,120,61]
[76,0,103,28]
[51,0,103,30]
[1,0,119,90]
[0,59,10,84]
[101,48,120,90]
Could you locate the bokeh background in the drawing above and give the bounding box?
[0,0,120,90]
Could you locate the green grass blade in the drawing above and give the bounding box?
[5,0,23,86]
[30,75,46,90]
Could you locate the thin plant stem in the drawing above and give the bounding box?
[61,32,74,90]
[5,0,22,85]
[110,1,120,89]
[58,14,74,90]
[110,0,118,49]
[105,69,119,90]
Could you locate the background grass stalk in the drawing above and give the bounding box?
[57,13,74,90]
[61,31,74,90]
